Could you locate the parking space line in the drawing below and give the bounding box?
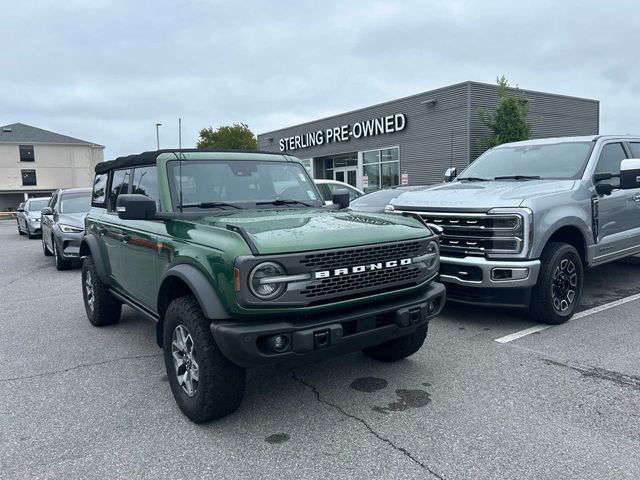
[494,291,640,344]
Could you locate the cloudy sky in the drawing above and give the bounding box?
[1,0,638,159]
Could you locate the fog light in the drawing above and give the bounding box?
[427,300,437,315]
[269,334,291,353]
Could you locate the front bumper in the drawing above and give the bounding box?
[55,231,84,260]
[439,255,541,288]
[210,281,446,368]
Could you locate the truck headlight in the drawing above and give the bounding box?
[249,262,287,299]
[59,224,84,233]
[415,240,439,274]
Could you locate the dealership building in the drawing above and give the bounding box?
[257,81,599,191]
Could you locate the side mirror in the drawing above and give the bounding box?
[116,194,156,220]
[17,207,25,212]
[41,207,53,215]
[332,188,350,209]
[619,159,640,189]
[444,167,457,182]
[595,183,613,196]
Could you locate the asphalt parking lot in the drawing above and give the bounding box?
[0,220,639,480]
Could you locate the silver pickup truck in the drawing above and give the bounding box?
[388,135,640,324]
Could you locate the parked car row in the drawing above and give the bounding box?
[16,187,92,270]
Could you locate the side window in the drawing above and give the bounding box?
[596,143,627,188]
[92,174,108,207]
[628,142,640,158]
[49,193,58,211]
[108,169,131,212]
[326,182,360,201]
[132,166,160,209]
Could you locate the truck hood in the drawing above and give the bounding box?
[391,179,576,211]
[187,208,430,255]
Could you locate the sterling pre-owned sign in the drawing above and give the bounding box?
[279,113,406,152]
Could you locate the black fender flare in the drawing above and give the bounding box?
[80,234,109,283]
[158,264,230,321]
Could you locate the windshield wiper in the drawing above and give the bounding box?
[178,202,241,210]
[494,175,541,180]
[458,177,490,182]
[255,199,314,207]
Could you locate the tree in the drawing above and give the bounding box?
[197,123,257,150]
[476,76,533,152]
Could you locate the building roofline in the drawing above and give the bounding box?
[258,80,599,137]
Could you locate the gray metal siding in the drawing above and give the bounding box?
[469,82,599,160]
[258,81,599,184]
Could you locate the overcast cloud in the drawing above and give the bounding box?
[1,0,638,159]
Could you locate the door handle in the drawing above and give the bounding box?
[111,233,130,243]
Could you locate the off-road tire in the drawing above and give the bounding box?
[18,222,25,235]
[163,295,246,423]
[529,242,583,325]
[53,239,71,270]
[363,323,428,362]
[42,235,53,256]
[82,255,121,326]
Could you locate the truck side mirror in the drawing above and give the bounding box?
[444,167,457,182]
[619,159,640,189]
[41,207,53,215]
[332,188,350,209]
[116,194,156,220]
[595,183,613,196]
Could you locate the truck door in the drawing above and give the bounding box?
[593,142,639,260]
[101,168,132,289]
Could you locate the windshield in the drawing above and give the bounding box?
[458,142,593,180]
[60,193,91,214]
[167,160,322,209]
[27,199,49,212]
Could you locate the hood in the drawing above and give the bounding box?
[57,213,86,229]
[181,208,430,255]
[391,179,576,211]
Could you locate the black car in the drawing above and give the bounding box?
[16,197,51,238]
[41,188,92,270]
[349,185,430,213]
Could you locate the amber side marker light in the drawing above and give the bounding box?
[234,268,241,292]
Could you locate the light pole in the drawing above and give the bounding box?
[155,123,162,150]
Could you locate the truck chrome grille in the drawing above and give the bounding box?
[400,212,523,257]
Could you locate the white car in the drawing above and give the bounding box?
[314,179,363,205]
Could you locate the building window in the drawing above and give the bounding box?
[19,145,35,162]
[362,147,400,191]
[21,169,37,186]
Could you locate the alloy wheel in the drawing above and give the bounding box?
[85,269,94,312]
[171,325,199,397]
[551,257,578,312]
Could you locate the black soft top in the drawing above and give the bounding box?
[94,148,286,174]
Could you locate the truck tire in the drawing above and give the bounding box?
[529,242,583,325]
[82,256,121,326]
[363,324,428,362]
[163,295,246,423]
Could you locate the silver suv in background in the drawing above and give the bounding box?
[389,135,640,324]
[16,197,51,238]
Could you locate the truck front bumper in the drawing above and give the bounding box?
[439,256,541,307]
[210,282,446,368]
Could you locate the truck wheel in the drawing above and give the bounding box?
[363,324,428,362]
[42,235,52,256]
[529,242,583,324]
[82,256,121,326]
[163,295,246,423]
[53,239,71,270]
[18,222,25,235]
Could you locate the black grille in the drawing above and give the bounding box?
[301,265,422,299]
[299,240,424,270]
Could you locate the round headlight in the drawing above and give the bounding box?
[425,240,439,271]
[249,262,286,300]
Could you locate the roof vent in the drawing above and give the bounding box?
[2,127,11,132]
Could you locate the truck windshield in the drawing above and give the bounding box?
[458,142,593,180]
[167,160,323,209]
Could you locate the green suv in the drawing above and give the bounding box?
[80,149,445,422]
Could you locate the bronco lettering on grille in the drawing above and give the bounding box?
[313,258,412,279]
